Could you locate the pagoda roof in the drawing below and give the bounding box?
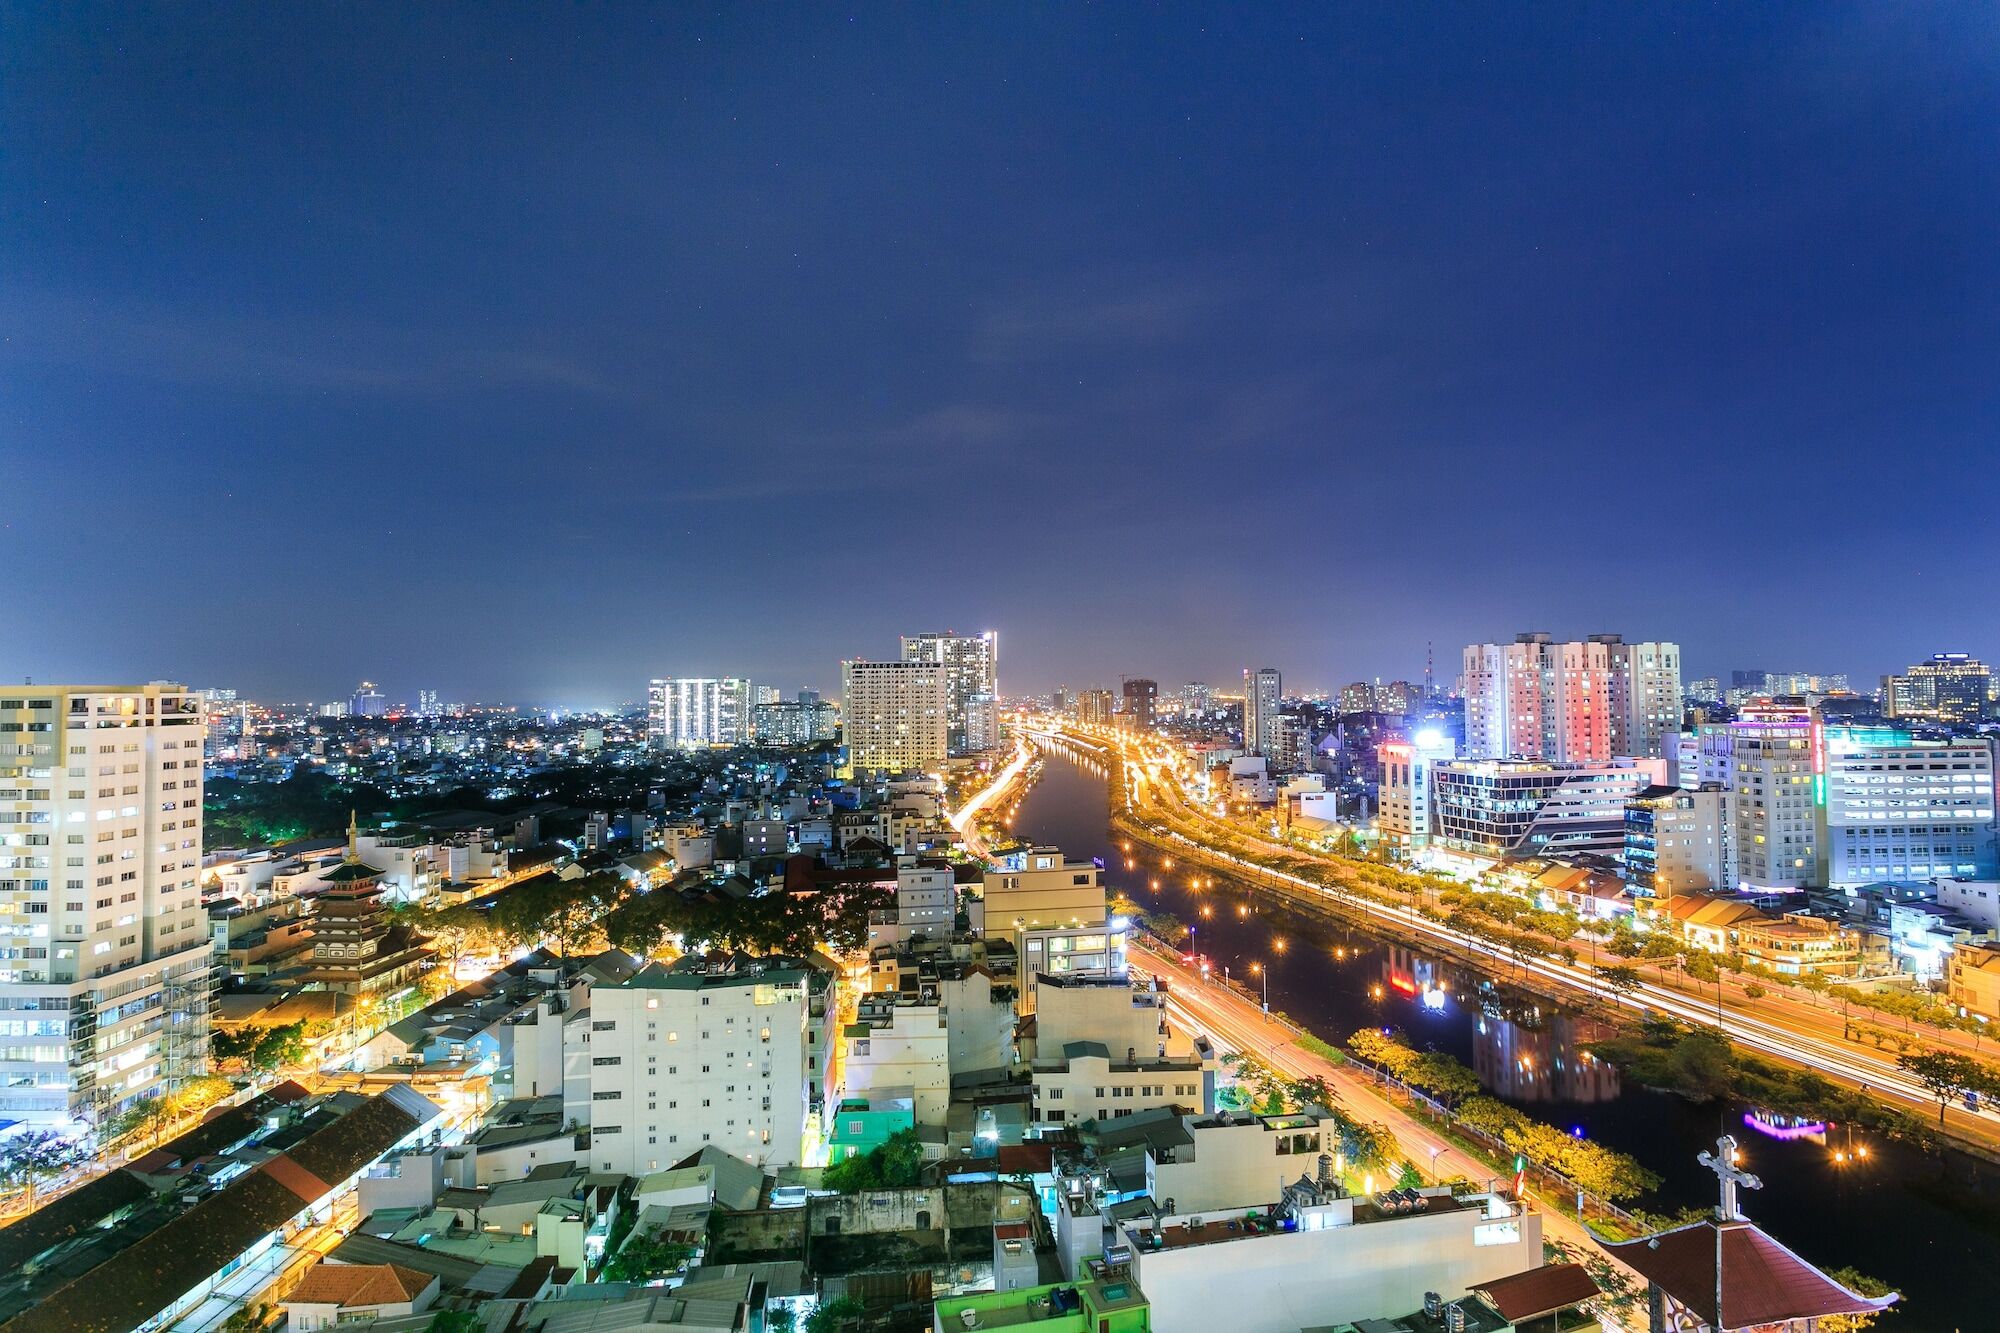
[1599,1219,1896,1330]
[321,858,386,883]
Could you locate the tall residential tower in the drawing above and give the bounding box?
[1462,633,1680,762]
[646,677,754,749]
[841,659,950,776]
[900,631,999,754]
[0,684,211,1131]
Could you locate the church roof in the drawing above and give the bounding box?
[1599,1219,1897,1330]
[1469,1263,1600,1323]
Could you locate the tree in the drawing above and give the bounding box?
[425,1313,483,1333]
[804,1295,865,1333]
[1897,1048,1996,1126]
[1597,965,1643,1005]
[600,1228,695,1282]
[1144,911,1190,947]
[1287,1075,1333,1109]
[411,902,494,982]
[0,1130,84,1210]
[1820,1268,1896,1333]
[822,1129,924,1192]
[1665,1029,1738,1101]
[1408,1052,1480,1109]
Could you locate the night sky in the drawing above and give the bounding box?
[5,6,1996,706]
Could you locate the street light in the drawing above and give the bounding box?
[1251,961,1269,1011]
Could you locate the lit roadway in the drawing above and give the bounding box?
[1029,722,2000,1149]
[947,739,1033,858]
[1129,939,1640,1316]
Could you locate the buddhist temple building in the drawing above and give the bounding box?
[300,814,433,998]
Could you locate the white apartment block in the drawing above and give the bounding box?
[584,956,814,1176]
[1819,729,1997,889]
[841,659,949,776]
[0,684,210,1129]
[1030,1039,1214,1127]
[646,677,753,749]
[1462,633,1680,762]
[842,993,951,1127]
[901,631,999,756]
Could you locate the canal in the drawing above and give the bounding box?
[1009,742,1999,1330]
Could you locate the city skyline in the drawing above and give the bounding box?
[6,5,1998,701]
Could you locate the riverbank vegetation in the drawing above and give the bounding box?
[1342,1029,1659,1202]
[1586,1015,1942,1146]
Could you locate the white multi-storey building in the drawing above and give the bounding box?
[0,684,210,1130]
[900,632,999,755]
[1818,728,1997,889]
[1462,633,1681,761]
[646,677,753,749]
[841,659,949,776]
[585,955,816,1176]
[1376,730,1458,849]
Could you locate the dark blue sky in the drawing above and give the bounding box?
[5,5,1996,706]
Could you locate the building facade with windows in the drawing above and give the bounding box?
[1818,728,1997,889]
[841,660,949,776]
[1882,653,1991,725]
[1462,633,1681,762]
[646,677,754,749]
[1429,758,1663,860]
[1690,703,1819,893]
[585,955,818,1176]
[900,631,999,755]
[0,685,210,1130]
[1622,785,1729,899]
[1242,668,1282,758]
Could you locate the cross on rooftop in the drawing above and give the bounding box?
[1696,1133,1762,1222]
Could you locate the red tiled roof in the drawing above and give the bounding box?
[286,1262,433,1309]
[1470,1263,1600,1321]
[995,1144,1054,1175]
[1601,1221,1897,1329]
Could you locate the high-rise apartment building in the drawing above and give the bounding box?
[900,631,999,755]
[415,689,440,718]
[646,677,754,749]
[1181,682,1213,717]
[1375,680,1419,715]
[350,681,387,718]
[1690,701,1817,893]
[1075,689,1115,727]
[1882,654,1992,725]
[841,660,949,775]
[585,955,820,1175]
[1818,727,1997,889]
[752,699,840,746]
[1462,633,1680,761]
[1120,678,1158,731]
[1338,682,1373,714]
[1243,667,1282,757]
[0,684,211,1130]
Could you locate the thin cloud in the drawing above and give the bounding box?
[0,290,620,397]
